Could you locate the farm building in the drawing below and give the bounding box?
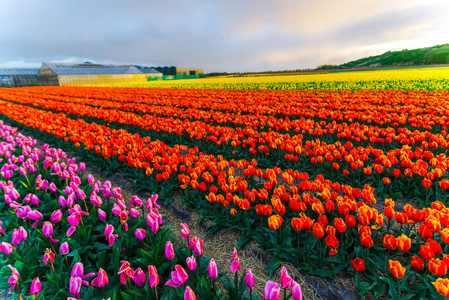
[36,62,162,86]
[155,66,203,76]
[0,68,39,87]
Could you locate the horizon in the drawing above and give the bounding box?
[1,0,449,73]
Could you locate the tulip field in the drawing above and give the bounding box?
[2,67,449,299]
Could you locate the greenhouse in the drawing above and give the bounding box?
[0,68,39,87]
[36,62,162,86]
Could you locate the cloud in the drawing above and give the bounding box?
[0,0,448,72]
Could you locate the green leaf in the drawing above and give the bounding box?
[236,235,252,250]
[309,268,334,278]
[94,242,111,251]
[266,257,282,277]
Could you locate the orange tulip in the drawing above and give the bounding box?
[418,224,433,239]
[388,260,405,278]
[360,232,373,248]
[441,228,449,244]
[396,234,411,252]
[432,278,449,297]
[268,215,283,231]
[313,222,325,239]
[382,234,397,250]
[429,258,447,276]
[334,218,346,233]
[419,244,435,261]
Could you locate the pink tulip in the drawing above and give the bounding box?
[291,281,303,300]
[92,268,109,287]
[130,196,143,207]
[135,228,147,241]
[43,251,55,264]
[18,226,28,240]
[148,265,159,287]
[104,224,118,247]
[264,281,281,300]
[80,162,85,171]
[129,207,140,218]
[88,174,95,184]
[16,205,31,219]
[186,256,197,271]
[194,239,203,255]
[207,259,217,279]
[146,194,160,210]
[42,221,54,237]
[90,192,103,206]
[180,223,190,239]
[0,221,5,235]
[58,195,67,207]
[50,209,63,223]
[69,276,82,296]
[184,286,197,300]
[11,229,22,245]
[165,241,175,260]
[49,182,57,192]
[280,266,292,288]
[98,208,107,221]
[230,248,241,274]
[67,226,76,237]
[165,265,188,287]
[118,261,133,285]
[60,241,70,255]
[76,188,86,200]
[245,268,255,288]
[112,203,122,216]
[0,242,14,255]
[67,214,79,227]
[133,268,147,287]
[189,236,197,250]
[30,277,41,295]
[71,262,85,277]
[112,187,122,198]
[7,265,20,294]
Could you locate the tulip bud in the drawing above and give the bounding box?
[60,241,70,255]
[207,259,217,279]
[184,286,197,300]
[30,277,42,295]
[148,265,159,287]
[245,268,255,288]
[186,256,197,271]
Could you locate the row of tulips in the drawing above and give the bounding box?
[2,97,449,298]
[0,120,305,299]
[2,89,449,205]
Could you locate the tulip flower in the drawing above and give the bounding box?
[180,223,190,239]
[30,277,41,298]
[148,265,159,287]
[166,265,188,287]
[351,258,365,272]
[428,258,448,276]
[433,278,449,297]
[280,267,292,288]
[264,281,281,300]
[69,276,82,297]
[207,259,218,279]
[118,260,134,286]
[230,248,241,274]
[291,281,303,300]
[92,267,109,300]
[50,209,63,223]
[134,228,146,241]
[245,268,255,297]
[184,286,197,300]
[1,242,14,262]
[194,239,203,255]
[98,208,107,221]
[7,265,20,292]
[132,268,147,287]
[104,224,119,247]
[186,256,197,271]
[165,241,175,260]
[389,260,405,279]
[410,255,425,271]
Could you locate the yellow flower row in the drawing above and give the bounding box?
[91,67,449,90]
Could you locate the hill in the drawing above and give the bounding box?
[317,43,449,70]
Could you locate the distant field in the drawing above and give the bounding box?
[92,66,449,90]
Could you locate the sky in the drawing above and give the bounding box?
[1,0,449,73]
